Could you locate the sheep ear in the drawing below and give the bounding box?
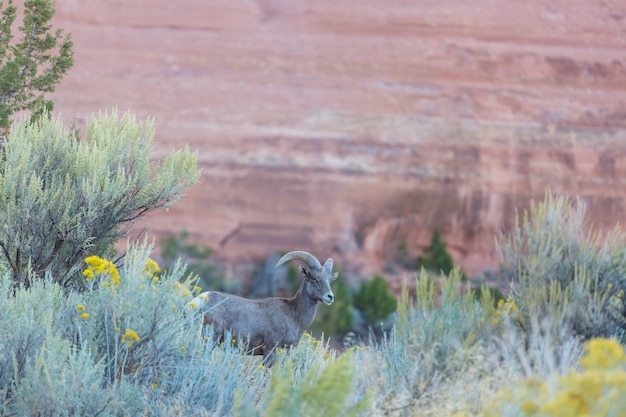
[323,258,334,273]
[331,272,339,281]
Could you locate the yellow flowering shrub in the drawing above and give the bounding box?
[75,304,89,319]
[83,256,120,286]
[144,258,161,280]
[490,296,519,326]
[121,328,141,347]
[483,338,626,417]
[580,338,625,370]
[174,281,191,298]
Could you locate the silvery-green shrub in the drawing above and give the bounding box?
[0,110,199,288]
[497,192,626,339]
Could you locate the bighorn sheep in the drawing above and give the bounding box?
[188,251,338,366]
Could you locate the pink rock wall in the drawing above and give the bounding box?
[44,0,626,280]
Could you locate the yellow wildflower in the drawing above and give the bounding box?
[491,296,519,326]
[109,268,120,286]
[259,364,265,370]
[188,302,197,309]
[485,338,626,417]
[520,400,539,414]
[580,338,625,370]
[82,268,95,282]
[76,304,85,312]
[540,388,590,417]
[121,328,140,346]
[80,313,90,319]
[175,282,191,297]
[151,383,159,389]
[83,256,120,286]
[144,258,161,277]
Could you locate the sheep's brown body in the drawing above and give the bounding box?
[190,251,338,366]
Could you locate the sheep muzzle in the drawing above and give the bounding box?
[322,292,335,305]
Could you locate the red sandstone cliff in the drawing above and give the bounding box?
[46,0,626,281]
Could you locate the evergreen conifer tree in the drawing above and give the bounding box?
[416,228,455,275]
[353,275,397,324]
[0,0,73,131]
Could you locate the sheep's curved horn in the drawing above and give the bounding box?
[275,251,322,270]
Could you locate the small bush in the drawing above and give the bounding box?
[10,333,121,417]
[497,192,626,340]
[381,268,491,398]
[258,351,370,417]
[484,338,626,417]
[0,112,199,288]
[417,228,455,276]
[0,242,267,415]
[353,275,397,324]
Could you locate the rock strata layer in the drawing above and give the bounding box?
[49,0,626,279]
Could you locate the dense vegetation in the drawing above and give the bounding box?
[2,2,626,415]
[3,149,626,415]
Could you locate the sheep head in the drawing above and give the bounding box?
[275,251,338,305]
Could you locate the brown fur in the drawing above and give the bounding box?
[189,255,337,366]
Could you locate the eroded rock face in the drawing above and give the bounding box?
[48,0,626,279]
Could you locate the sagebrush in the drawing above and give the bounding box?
[0,111,200,288]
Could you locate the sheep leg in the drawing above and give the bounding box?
[262,346,278,368]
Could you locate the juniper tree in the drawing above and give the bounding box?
[0,0,73,132]
[416,228,454,275]
[353,275,397,324]
[0,111,200,288]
